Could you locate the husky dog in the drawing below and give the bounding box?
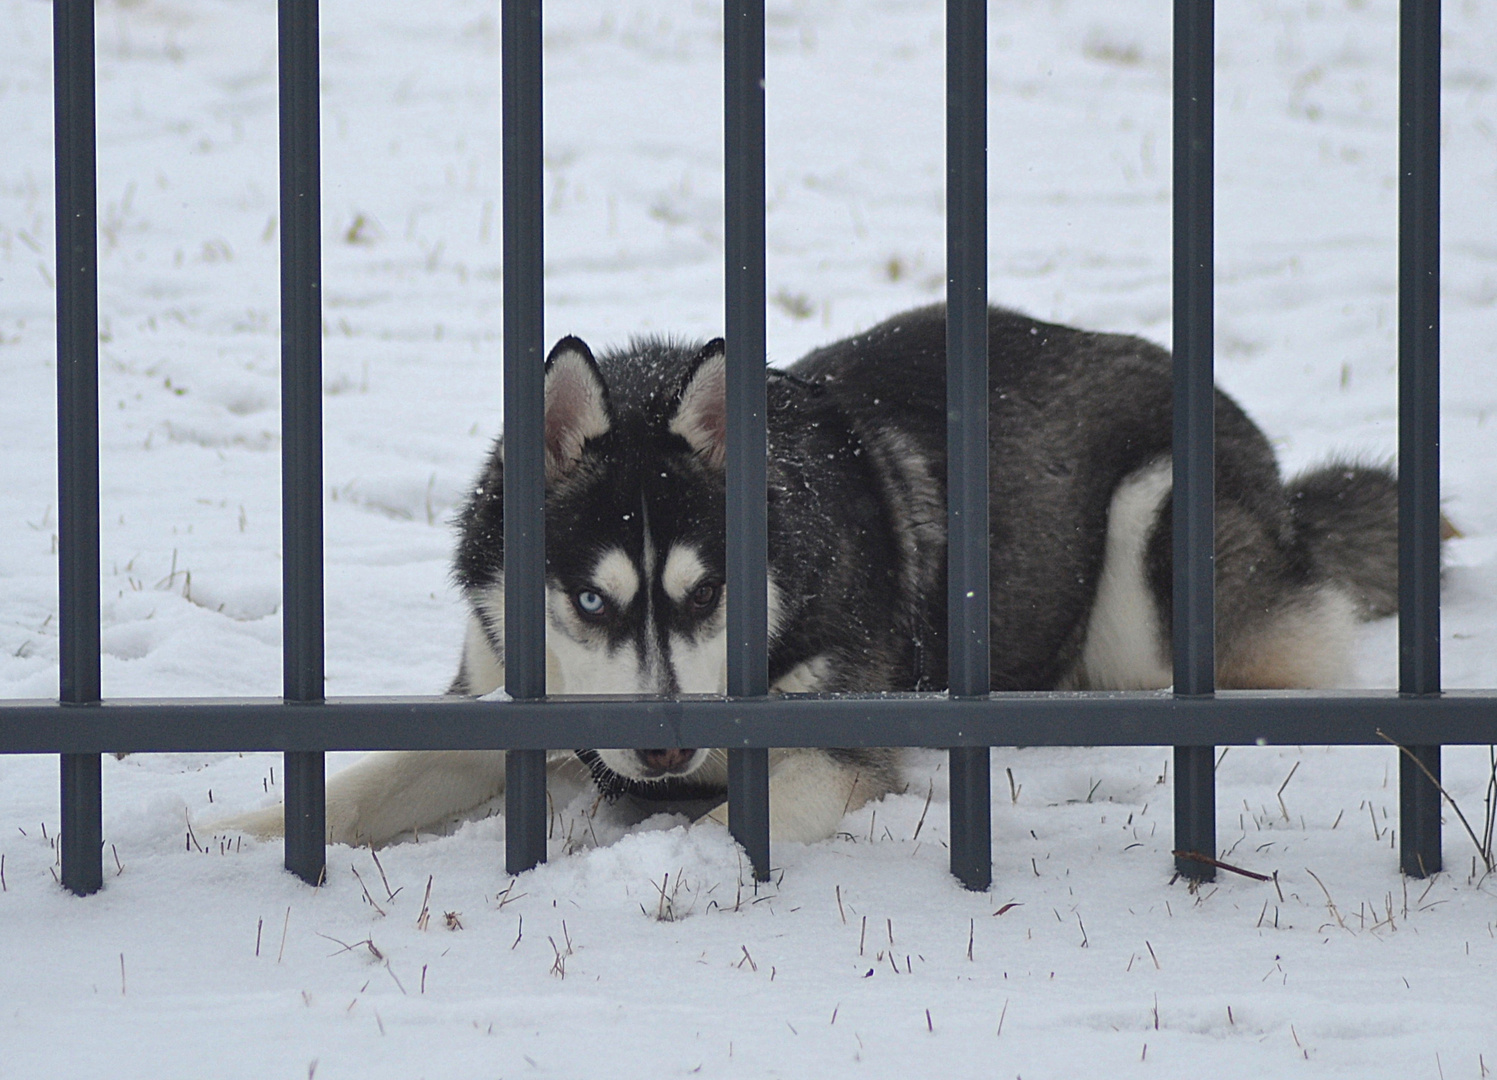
[227,304,1398,849]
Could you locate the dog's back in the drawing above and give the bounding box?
[794,303,1398,691]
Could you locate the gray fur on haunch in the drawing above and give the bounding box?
[1286,462,1401,620]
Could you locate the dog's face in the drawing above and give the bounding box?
[539,336,732,784]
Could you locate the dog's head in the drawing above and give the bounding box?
[458,335,739,787]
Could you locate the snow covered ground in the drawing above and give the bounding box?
[2,0,1495,1076]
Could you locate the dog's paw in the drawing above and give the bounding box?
[212,803,285,840]
[209,801,372,847]
[694,788,869,846]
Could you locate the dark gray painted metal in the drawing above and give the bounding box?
[728,748,770,882]
[8,691,1497,754]
[1399,743,1441,877]
[502,0,548,876]
[283,749,326,884]
[505,748,548,875]
[27,0,1475,904]
[279,0,327,887]
[1397,0,1443,878]
[948,746,991,890]
[54,0,103,896]
[1172,0,1217,882]
[60,753,102,895]
[1172,746,1216,870]
[945,1,989,701]
[724,0,770,882]
[946,0,991,892]
[506,747,547,873]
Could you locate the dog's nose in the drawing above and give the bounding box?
[637,748,695,773]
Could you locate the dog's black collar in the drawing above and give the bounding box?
[574,749,726,804]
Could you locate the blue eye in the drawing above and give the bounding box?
[575,590,607,618]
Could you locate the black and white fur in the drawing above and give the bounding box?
[227,305,1399,849]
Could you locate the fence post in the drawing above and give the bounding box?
[1172,0,1217,881]
[724,0,772,883]
[55,0,104,897]
[1397,0,1442,878]
[279,0,327,886]
[502,0,549,876]
[946,0,992,893]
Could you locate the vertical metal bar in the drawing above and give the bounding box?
[1172,0,1217,881]
[282,750,324,883]
[948,746,991,889]
[946,0,991,892]
[724,0,770,883]
[1173,745,1215,875]
[502,0,548,876]
[1397,0,1442,878]
[279,0,326,886]
[60,754,102,893]
[54,0,103,897]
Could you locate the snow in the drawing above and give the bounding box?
[2,0,1495,1076]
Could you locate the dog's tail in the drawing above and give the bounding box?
[1287,461,1410,620]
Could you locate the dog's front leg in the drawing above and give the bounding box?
[701,748,887,845]
[218,750,512,848]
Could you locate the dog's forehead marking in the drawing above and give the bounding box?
[589,547,640,606]
[662,544,708,603]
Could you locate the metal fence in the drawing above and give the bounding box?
[7,0,1485,898]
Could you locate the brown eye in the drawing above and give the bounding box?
[688,580,721,613]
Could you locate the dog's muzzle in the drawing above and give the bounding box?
[636,748,697,776]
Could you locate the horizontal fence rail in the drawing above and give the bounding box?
[23,0,1480,898]
[7,692,1497,754]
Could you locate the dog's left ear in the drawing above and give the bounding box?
[669,339,727,469]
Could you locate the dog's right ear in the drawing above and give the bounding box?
[544,336,612,481]
[668,339,727,470]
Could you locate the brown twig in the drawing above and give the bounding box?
[1171,850,1272,882]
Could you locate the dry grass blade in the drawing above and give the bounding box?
[911,780,934,841]
[1277,761,1300,821]
[350,865,386,916]
[1376,730,1496,872]
[416,875,433,931]
[368,847,401,902]
[1305,867,1347,930]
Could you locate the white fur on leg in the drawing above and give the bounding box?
[218,749,589,848]
[702,748,877,844]
[215,751,509,847]
[1063,457,1173,691]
